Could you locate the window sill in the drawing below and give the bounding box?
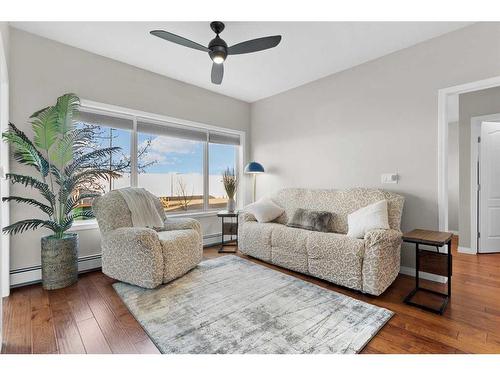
[70,210,222,232]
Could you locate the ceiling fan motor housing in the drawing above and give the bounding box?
[208,36,228,63]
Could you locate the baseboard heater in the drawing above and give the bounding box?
[9,232,223,288]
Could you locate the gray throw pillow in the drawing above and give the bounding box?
[287,208,334,233]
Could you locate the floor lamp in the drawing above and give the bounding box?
[244,162,265,202]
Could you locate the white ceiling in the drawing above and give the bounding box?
[12,22,472,103]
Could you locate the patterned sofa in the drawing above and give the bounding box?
[238,188,404,296]
[93,190,203,288]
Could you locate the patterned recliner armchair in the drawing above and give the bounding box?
[93,190,203,288]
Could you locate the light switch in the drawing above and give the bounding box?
[381,173,398,184]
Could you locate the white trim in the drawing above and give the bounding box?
[203,133,209,211]
[80,99,246,139]
[399,266,448,283]
[0,27,9,298]
[71,210,222,232]
[458,246,476,254]
[438,75,500,233]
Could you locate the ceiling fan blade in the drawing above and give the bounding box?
[227,35,281,55]
[150,30,209,52]
[211,63,224,85]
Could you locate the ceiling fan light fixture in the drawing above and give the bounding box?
[211,53,225,64]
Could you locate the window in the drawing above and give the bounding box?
[73,111,133,220]
[137,119,205,213]
[73,105,242,221]
[208,132,239,209]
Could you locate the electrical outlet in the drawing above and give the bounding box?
[381,173,398,184]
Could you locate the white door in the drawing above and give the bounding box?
[479,121,500,253]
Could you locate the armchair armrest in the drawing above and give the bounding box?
[362,229,403,295]
[101,227,163,288]
[162,217,201,238]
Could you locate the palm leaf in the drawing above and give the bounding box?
[71,211,95,220]
[3,123,49,176]
[49,130,75,170]
[2,219,60,235]
[30,106,59,152]
[59,211,94,232]
[64,146,121,177]
[55,93,80,136]
[2,196,54,216]
[65,192,100,215]
[5,173,56,206]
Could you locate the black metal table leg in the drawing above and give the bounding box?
[403,240,452,315]
[218,213,238,254]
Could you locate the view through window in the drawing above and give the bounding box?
[72,109,241,220]
[209,143,237,209]
[73,114,132,220]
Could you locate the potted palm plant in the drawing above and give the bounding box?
[222,167,238,212]
[2,93,120,290]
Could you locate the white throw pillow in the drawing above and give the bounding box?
[347,200,390,239]
[244,198,285,223]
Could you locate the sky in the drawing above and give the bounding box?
[83,125,237,175]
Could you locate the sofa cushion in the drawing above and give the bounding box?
[244,198,285,223]
[307,232,364,290]
[238,221,283,262]
[158,229,202,283]
[270,225,310,274]
[347,200,390,239]
[287,208,334,232]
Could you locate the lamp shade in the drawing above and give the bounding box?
[244,161,265,174]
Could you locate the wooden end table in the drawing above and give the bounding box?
[402,229,453,315]
[217,210,239,254]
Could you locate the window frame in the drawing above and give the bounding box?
[72,99,245,230]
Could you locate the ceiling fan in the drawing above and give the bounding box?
[150,21,282,85]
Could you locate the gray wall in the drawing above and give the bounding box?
[448,122,459,232]
[458,86,500,248]
[8,28,251,275]
[251,22,500,268]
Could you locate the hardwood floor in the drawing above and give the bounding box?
[2,236,500,354]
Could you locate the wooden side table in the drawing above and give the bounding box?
[402,229,453,315]
[217,210,239,254]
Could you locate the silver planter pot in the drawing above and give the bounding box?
[226,198,236,212]
[41,233,79,290]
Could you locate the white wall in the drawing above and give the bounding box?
[458,86,500,248]
[8,27,251,286]
[448,121,459,232]
[251,22,500,269]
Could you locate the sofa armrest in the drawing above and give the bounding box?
[162,217,202,238]
[239,212,256,225]
[362,229,403,295]
[101,227,163,288]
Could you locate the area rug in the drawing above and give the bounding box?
[113,255,393,354]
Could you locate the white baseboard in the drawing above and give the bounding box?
[10,233,223,288]
[399,266,448,283]
[457,246,476,254]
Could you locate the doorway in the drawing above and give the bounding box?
[477,121,500,253]
[439,77,500,255]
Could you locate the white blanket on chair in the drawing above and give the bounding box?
[118,187,164,229]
